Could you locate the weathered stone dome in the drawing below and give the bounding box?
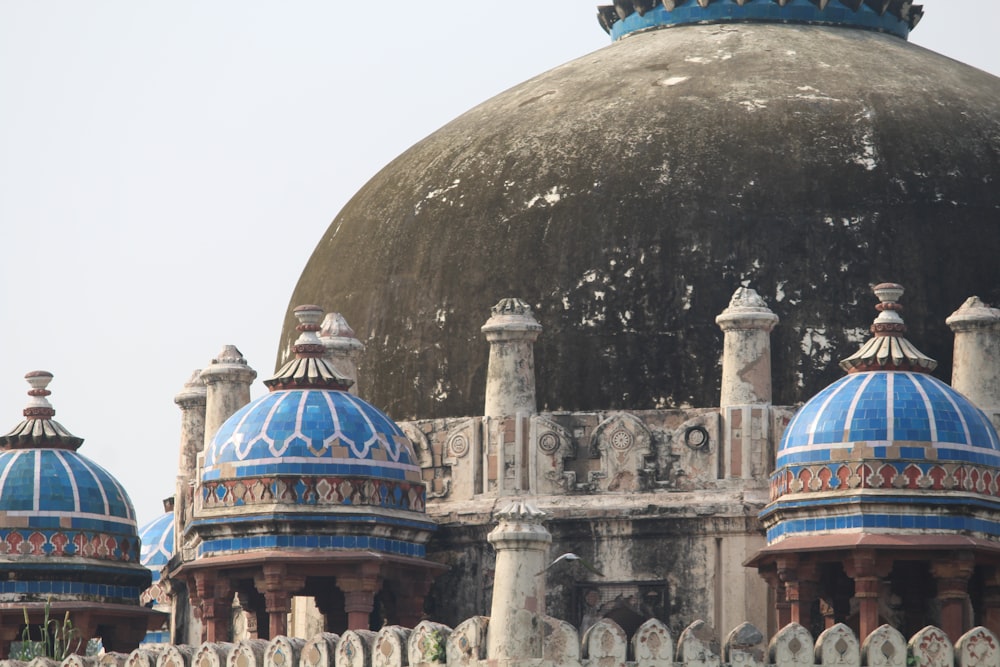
[284,12,1000,419]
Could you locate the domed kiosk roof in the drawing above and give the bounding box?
[762,284,1000,545]
[284,1,1000,421]
[0,371,151,608]
[139,512,174,573]
[192,306,433,561]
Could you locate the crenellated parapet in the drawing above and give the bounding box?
[50,620,1000,667]
[597,0,924,41]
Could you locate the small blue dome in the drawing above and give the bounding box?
[0,448,140,562]
[139,512,174,574]
[778,371,1000,469]
[203,389,421,484]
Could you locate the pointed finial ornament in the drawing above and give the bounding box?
[0,372,84,450]
[266,305,354,391]
[839,283,936,373]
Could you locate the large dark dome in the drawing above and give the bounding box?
[284,17,1000,419]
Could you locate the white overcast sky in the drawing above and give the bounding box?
[2,1,999,527]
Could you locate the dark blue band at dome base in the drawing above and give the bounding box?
[611,0,912,41]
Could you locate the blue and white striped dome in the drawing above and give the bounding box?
[778,371,1000,469]
[0,449,139,560]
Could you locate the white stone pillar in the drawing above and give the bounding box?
[200,345,257,450]
[482,299,542,418]
[486,501,551,662]
[947,296,1000,428]
[716,287,779,408]
[320,312,364,396]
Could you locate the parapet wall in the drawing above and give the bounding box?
[7,619,998,667]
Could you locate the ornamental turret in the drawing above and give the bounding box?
[947,296,1000,430]
[482,298,542,419]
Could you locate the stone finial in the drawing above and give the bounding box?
[0,371,83,451]
[840,283,936,373]
[946,296,1000,332]
[267,306,353,391]
[174,369,207,409]
[201,346,257,385]
[715,287,779,332]
[320,312,365,396]
[482,298,542,418]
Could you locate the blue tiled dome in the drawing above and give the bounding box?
[778,371,1000,469]
[0,449,139,560]
[203,389,421,483]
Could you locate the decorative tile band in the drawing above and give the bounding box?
[199,475,426,513]
[196,533,425,559]
[0,579,142,602]
[0,529,141,562]
[770,460,1000,502]
[766,510,1000,542]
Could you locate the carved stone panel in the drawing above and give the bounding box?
[862,625,906,667]
[590,413,654,492]
[769,623,814,667]
[677,620,721,667]
[908,626,953,667]
[815,624,860,667]
[530,415,576,494]
[634,618,674,667]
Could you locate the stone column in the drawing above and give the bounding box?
[981,569,1000,639]
[486,501,551,662]
[194,571,233,643]
[200,345,257,449]
[716,287,778,481]
[932,556,974,643]
[716,287,779,408]
[174,370,206,544]
[336,564,383,631]
[844,551,891,641]
[482,299,542,418]
[320,312,364,396]
[947,297,1000,429]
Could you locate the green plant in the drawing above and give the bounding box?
[423,629,447,663]
[11,599,83,661]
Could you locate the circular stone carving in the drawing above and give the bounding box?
[684,426,710,450]
[610,429,634,451]
[449,433,469,458]
[538,432,559,453]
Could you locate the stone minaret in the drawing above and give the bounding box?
[482,298,542,418]
[319,312,364,396]
[716,287,779,408]
[200,345,257,450]
[487,501,551,661]
[947,296,1000,429]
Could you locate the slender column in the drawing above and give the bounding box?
[716,287,779,408]
[336,564,382,630]
[173,370,206,543]
[777,556,819,631]
[320,312,364,396]
[486,501,551,661]
[982,569,1000,639]
[482,299,542,418]
[194,572,232,643]
[947,297,1000,429]
[200,345,257,448]
[254,564,305,639]
[932,556,975,643]
[844,551,891,641]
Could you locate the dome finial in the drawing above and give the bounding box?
[266,305,355,391]
[839,282,936,373]
[0,371,84,450]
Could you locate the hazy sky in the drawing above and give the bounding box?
[2,1,999,527]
